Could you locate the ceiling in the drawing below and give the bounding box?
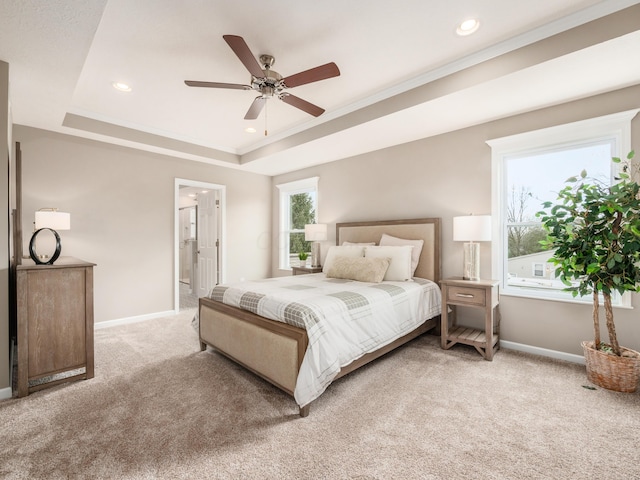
[2,0,640,176]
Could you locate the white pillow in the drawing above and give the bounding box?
[379,233,424,277]
[364,245,413,281]
[322,245,365,272]
[342,241,376,246]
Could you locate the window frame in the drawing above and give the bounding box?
[276,176,319,270]
[488,109,639,306]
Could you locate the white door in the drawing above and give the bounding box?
[178,207,195,285]
[196,190,219,297]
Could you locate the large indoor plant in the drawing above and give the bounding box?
[537,151,640,392]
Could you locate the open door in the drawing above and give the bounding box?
[174,179,225,312]
[196,189,219,298]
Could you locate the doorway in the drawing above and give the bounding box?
[174,179,226,312]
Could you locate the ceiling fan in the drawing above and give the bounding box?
[185,35,340,120]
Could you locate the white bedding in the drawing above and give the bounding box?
[208,273,441,407]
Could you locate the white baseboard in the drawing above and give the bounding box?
[500,340,586,365]
[95,309,178,330]
[0,386,12,400]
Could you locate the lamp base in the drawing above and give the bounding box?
[311,241,321,268]
[462,242,480,281]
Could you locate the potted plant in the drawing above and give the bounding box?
[537,151,640,392]
[298,251,308,267]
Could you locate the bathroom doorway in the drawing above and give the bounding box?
[174,179,226,312]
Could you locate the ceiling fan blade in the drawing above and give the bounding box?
[184,80,251,90]
[279,93,325,117]
[244,97,267,120]
[282,62,340,88]
[223,35,265,78]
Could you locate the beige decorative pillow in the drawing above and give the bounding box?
[325,256,391,283]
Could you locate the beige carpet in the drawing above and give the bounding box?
[1,309,638,480]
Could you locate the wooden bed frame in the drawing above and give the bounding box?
[198,218,441,417]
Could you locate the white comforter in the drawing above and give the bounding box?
[209,274,441,407]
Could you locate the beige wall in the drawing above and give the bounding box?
[15,126,272,324]
[272,84,640,356]
[0,61,9,393]
[8,85,640,361]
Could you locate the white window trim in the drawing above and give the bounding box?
[487,108,639,307]
[276,176,319,270]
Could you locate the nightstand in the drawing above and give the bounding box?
[440,277,500,361]
[292,265,323,275]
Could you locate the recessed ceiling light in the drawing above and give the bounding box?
[456,18,480,36]
[245,127,256,134]
[112,81,132,92]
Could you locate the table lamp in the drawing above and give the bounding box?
[453,215,491,281]
[29,208,71,265]
[304,223,327,268]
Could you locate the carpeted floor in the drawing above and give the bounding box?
[0,309,638,479]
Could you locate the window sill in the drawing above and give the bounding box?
[500,287,633,310]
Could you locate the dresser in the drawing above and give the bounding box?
[17,257,95,396]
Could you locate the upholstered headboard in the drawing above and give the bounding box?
[336,218,441,283]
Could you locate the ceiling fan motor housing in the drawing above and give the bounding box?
[252,72,283,97]
[252,54,283,97]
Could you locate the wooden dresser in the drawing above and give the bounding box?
[17,257,95,396]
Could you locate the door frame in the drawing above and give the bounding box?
[174,178,226,313]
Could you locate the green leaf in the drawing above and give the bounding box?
[586,263,600,274]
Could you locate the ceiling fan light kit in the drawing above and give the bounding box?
[185,34,340,122]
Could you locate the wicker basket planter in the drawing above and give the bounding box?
[582,341,640,393]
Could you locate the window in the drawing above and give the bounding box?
[532,263,544,278]
[276,177,318,269]
[488,109,638,305]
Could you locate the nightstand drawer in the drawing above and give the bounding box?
[447,285,486,306]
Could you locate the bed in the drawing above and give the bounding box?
[198,218,442,416]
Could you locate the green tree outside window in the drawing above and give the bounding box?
[290,193,315,255]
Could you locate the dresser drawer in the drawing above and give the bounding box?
[447,285,486,306]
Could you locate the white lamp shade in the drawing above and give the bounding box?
[453,215,491,242]
[35,211,71,231]
[304,223,327,242]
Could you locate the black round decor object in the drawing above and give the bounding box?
[29,228,62,265]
